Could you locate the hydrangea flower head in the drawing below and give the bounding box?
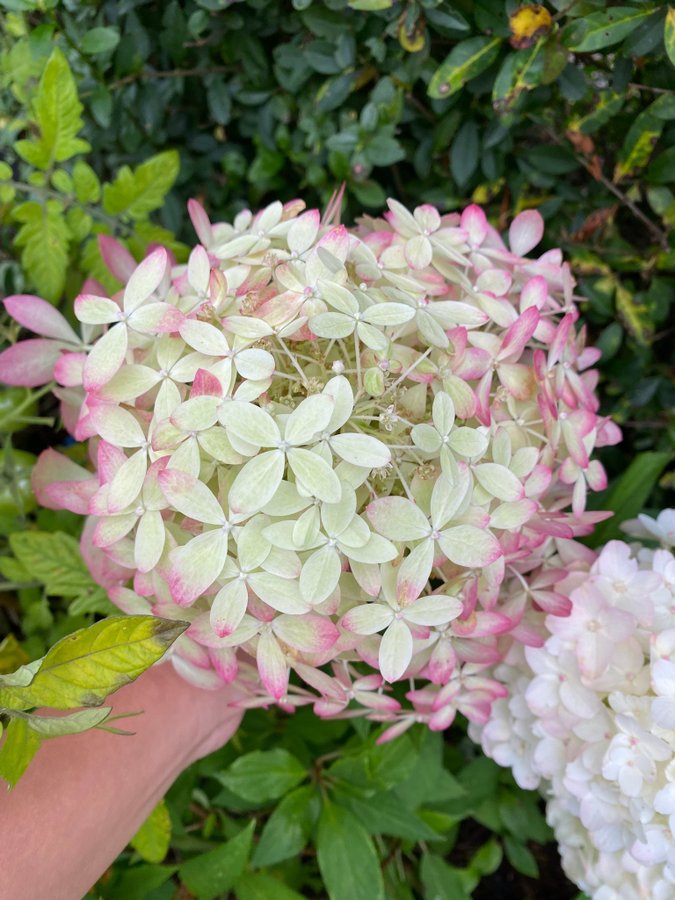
[0,196,618,729]
[473,519,675,898]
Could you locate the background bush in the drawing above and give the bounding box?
[0,1,673,897]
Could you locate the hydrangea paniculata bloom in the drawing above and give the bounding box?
[472,516,675,899]
[0,197,619,732]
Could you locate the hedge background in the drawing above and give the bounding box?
[0,1,673,898]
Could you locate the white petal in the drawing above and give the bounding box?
[299,545,341,604]
[330,433,391,468]
[228,450,285,515]
[287,448,341,504]
[379,619,413,682]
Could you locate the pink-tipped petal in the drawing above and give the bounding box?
[4,295,79,343]
[98,235,137,283]
[0,339,64,387]
[509,209,544,257]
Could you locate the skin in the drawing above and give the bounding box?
[0,663,244,900]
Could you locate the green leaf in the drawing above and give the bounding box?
[22,706,112,737]
[587,451,673,546]
[316,800,384,900]
[252,785,318,867]
[216,748,306,803]
[103,864,178,900]
[73,160,101,203]
[179,820,255,900]
[0,634,30,674]
[450,120,479,187]
[348,0,393,9]
[428,37,502,99]
[10,531,100,597]
[469,840,503,876]
[336,789,442,841]
[234,873,305,900]
[0,717,41,788]
[14,47,90,169]
[12,200,71,303]
[666,8,675,66]
[0,616,187,710]
[503,835,539,878]
[647,146,675,184]
[420,854,470,900]
[564,7,656,52]
[102,151,180,220]
[130,799,172,864]
[81,27,121,56]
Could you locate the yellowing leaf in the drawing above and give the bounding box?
[428,37,502,99]
[131,799,172,863]
[665,7,675,67]
[399,19,425,53]
[492,41,546,112]
[613,111,663,181]
[615,282,652,344]
[509,4,552,49]
[14,47,90,170]
[0,616,187,710]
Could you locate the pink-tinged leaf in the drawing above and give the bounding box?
[188,199,213,247]
[273,613,340,653]
[130,302,184,334]
[159,469,225,524]
[74,294,120,325]
[473,463,524,502]
[509,209,544,256]
[0,339,64,387]
[88,403,146,447]
[168,529,228,606]
[428,640,457,684]
[211,579,249,637]
[379,619,413,683]
[497,363,534,400]
[54,351,85,387]
[257,629,288,699]
[438,525,502,568]
[98,235,137,283]
[405,234,433,270]
[83,322,128,390]
[107,448,147,512]
[171,656,224,691]
[209,646,239,683]
[460,205,488,247]
[452,611,511,638]
[134,510,165,573]
[32,449,97,514]
[548,312,574,367]
[191,368,223,398]
[123,247,168,313]
[396,541,433,605]
[520,276,548,311]
[366,496,429,541]
[288,209,320,255]
[498,306,540,360]
[4,295,79,343]
[342,603,393,635]
[187,245,211,295]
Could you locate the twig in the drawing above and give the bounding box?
[627,83,675,96]
[105,66,235,93]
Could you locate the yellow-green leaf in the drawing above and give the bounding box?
[12,200,71,303]
[14,47,90,169]
[615,282,652,344]
[0,616,187,711]
[102,150,180,220]
[73,160,101,204]
[0,718,41,788]
[428,37,502,99]
[614,111,664,181]
[131,799,172,863]
[569,91,624,135]
[665,7,675,66]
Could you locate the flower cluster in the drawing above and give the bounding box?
[0,197,619,732]
[472,515,675,899]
